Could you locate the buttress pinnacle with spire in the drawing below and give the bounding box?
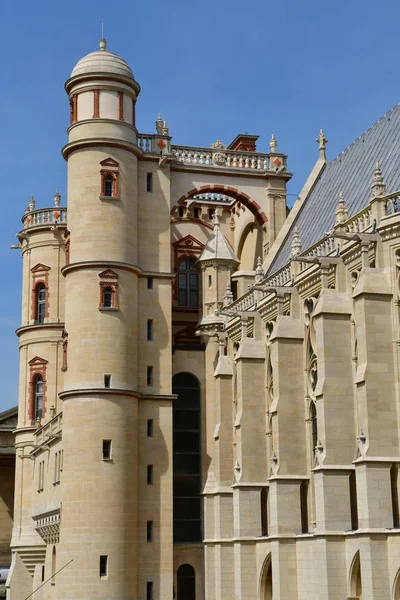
[371,163,386,197]
[291,227,302,257]
[335,191,349,226]
[254,256,264,284]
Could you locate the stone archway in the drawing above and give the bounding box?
[259,554,273,600]
[349,551,362,599]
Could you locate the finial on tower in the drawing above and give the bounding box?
[99,21,107,51]
[371,163,386,197]
[316,129,328,161]
[54,189,61,208]
[335,191,349,226]
[27,194,35,212]
[269,134,277,153]
[156,114,169,136]
[291,227,302,257]
[213,211,220,228]
[255,256,264,284]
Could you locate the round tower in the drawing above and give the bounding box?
[57,40,142,599]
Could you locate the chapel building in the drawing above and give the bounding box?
[5,39,400,600]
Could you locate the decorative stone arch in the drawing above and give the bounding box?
[237,220,264,270]
[174,184,268,226]
[393,568,400,600]
[348,551,362,599]
[259,553,273,600]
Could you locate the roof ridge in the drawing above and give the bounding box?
[329,102,400,165]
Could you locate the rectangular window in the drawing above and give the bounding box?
[208,275,212,287]
[147,464,153,485]
[194,207,200,219]
[147,520,153,542]
[41,565,45,582]
[147,366,153,387]
[147,419,153,437]
[146,581,153,600]
[178,207,185,218]
[208,208,215,220]
[349,471,358,531]
[54,451,61,484]
[38,461,44,492]
[146,173,153,193]
[260,487,268,536]
[147,277,153,290]
[147,319,153,341]
[300,481,309,534]
[99,555,108,578]
[104,375,111,389]
[102,440,112,460]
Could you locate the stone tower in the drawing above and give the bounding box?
[55,39,174,599]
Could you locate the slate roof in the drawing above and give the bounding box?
[268,102,400,275]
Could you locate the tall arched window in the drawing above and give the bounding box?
[178,259,198,307]
[177,564,195,600]
[36,284,46,324]
[35,375,44,421]
[260,555,272,600]
[103,287,113,308]
[310,401,318,454]
[172,373,201,543]
[349,552,362,599]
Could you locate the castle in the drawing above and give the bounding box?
[5,38,400,599]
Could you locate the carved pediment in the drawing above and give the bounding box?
[100,157,119,168]
[0,406,18,429]
[31,263,50,273]
[173,235,205,252]
[98,269,118,280]
[28,356,48,367]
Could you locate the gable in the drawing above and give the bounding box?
[0,406,18,429]
[98,269,118,279]
[100,157,119,168]
[172,235,205,253]
[31,263,50,273]
[28,356,48,367]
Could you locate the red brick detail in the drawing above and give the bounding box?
[118,92,124,121]
[65,238,70,266]
[93,90,100,118]
[28,356,48,422]
[71,94,78,123]
[99,269,119,308]
[174,185,268,225]
[31,264,50,322]
[70,99,74,124]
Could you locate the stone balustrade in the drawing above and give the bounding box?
[22,208,67,229]
[345,205,372,232]
[34,412,63,446]
[384,193,400,216]
[171,145,273,171]
[137,134,153,152]
[265,264,292,288]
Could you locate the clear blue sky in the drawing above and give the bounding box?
[1,0,400,412]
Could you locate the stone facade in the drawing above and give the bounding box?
[5,39,400,600]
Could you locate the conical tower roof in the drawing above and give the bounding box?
[198,214,239,264]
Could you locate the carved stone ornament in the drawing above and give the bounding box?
[35,511,60,544]
[210,140,227,166]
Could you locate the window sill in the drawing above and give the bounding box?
[99,195,120,201]
[98,307,119,312]
[102,458,113,463]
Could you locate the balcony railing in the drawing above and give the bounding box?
[22,208,67,229]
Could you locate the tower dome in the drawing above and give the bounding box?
[70,39,135,81]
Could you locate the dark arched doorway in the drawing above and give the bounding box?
[172,373,201,543]
[177,564,195,600]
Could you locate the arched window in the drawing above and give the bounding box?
[172,373,201,543]
[35,375,43,421]
[36,284,46,324]
[349,552,362,599]
[103,287,113,308]
[310,401,318,454]
[178,259,198,307]
[260,555,272,600]
[104,175,114,197]
[177,564,195,600]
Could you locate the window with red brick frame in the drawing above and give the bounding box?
[98,270,119,309]
[31,264,50,323]
[28,357,48,423]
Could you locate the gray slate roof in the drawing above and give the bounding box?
[268,102,400,275]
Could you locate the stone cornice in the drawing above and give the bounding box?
[62,260,175,280]
[59,387,176,402]
[171,161,292,181]
[16,323,65,337]
[62,136,141,161]
[65,73,141,96]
